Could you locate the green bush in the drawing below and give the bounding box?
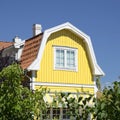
[1,64,120,120]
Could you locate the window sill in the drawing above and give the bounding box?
[54,67,78,72]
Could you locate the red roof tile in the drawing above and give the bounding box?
[20,33,43,69]
[0,41,13,50]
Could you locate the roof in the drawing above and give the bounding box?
[20,33,43,69]
[0,41,13,50]
[27,22,105,76]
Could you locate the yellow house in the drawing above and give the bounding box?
[0,22,104,119]
[20,22,104,96]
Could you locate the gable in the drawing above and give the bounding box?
[28,22,104,76]
[36,29,93,85]
[48,29,92,71]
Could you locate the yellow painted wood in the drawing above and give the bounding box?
[36,29,94,93]
[35,86,94,94]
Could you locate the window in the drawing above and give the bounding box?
[53,108,61,119]
[54,46,78,71]
[41,108,91,120]
[41,108,71,120]
[63,108,70,119]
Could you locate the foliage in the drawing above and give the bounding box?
[96,76,101,91]
[0,64,47,120]
[51,92,94,120]
[1,63,120,120]
[93,81,120,120]
[52,81,120,120]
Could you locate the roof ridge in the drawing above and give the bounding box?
[0,41,13,43]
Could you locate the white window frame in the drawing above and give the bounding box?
[54,46,78,71]
[41,108,71,120]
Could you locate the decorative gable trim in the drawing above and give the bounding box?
[28,22,105,76]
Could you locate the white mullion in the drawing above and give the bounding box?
[60,108,63,119]
[54,48,56,69]
[59,49,61,67]
[64,49,67,68]
[75,49,78,71]
[50,107,53,119]
[60,49,64,67]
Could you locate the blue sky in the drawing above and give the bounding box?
[0,0,120,88]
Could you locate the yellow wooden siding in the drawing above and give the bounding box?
[36,29,94,92]
[35,86,94,94]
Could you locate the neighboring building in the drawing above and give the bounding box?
[0,22,104,119]
[0,38,24,70]
[0,41,14,70]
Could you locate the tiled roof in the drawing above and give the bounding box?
[20,33,43,69]
[0,41,13,50]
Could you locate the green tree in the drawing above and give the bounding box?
[94,81,120,120]
[2,63,120,120]
[0,64,47,120]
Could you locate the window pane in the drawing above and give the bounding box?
[60,50,64,67]
[41,108,51,119]
[67,50,75,67]
[53,108,60,119]
[56,49,64,67]
[56,50,60,67]
[56,50,60,57]
[63,108,70,119]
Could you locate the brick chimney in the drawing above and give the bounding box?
[33,24,42,36]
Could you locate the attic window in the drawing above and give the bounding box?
[54,46,78,71]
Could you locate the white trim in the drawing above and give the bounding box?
[33,82,95,88]
[28,22,105,76]
[94,77,98,98]
[31,70,36,90]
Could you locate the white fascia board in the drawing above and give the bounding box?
[94,64,105,76]
[28,22,105,76]
[84,37,105,76]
